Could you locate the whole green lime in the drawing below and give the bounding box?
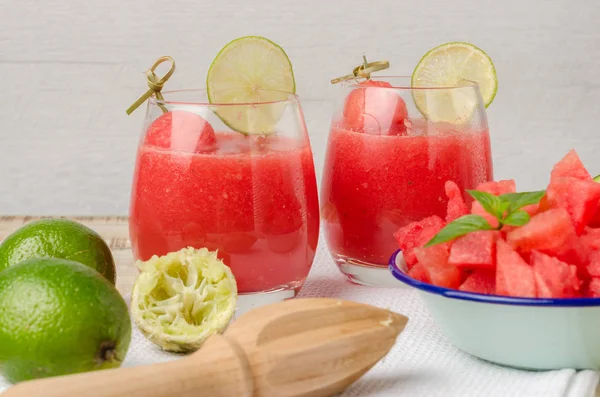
[0,219,116,284]
[0,258,131,383]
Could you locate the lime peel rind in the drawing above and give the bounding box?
[131,247,237,353]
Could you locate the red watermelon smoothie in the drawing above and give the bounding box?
[130,112,319,295]
[321,121,493,282]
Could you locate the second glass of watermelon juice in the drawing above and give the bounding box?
[320,77,493,286]
[129,90,320,303]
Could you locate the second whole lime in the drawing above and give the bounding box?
[0,258,131,383]
[0,218,116,283]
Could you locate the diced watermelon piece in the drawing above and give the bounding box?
[458,271,496,294]
[538,194,552,212]
[474,179,517,195]
[588,206,600,228]
[545,177,600,234]
[393,215,445,268]
[445,180,469,223]
[586,278,600,298]
[550,149,591,182]
[448,231,499,269]
[495,239,536,298]
[580,227,600,252]
[407,261,431,283]
[566,264,583,297]
[531,251,580,298]
[506,208,575,254]
[553,232,587,269]
[413,244,461,289]
[522,203,541,217]
[586,251,600,277]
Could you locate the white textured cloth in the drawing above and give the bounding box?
[1,242,599,396]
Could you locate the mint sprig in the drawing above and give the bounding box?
[425,189,545,247]
[425,215,493,247]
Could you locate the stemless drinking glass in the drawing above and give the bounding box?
[129,89,319,305]
[321,76,493,286]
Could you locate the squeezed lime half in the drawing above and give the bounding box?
[130,247,237,353]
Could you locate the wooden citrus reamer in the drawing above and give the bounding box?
[3,298,408,397]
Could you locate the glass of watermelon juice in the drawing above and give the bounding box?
[129,89,320,303]
[320,77,493,286]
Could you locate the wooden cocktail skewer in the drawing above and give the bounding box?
[2,298,408,397]
[330,55,390,84]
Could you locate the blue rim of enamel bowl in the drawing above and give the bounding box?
[388,249,600,307]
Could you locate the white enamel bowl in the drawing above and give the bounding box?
[389,249,600,370]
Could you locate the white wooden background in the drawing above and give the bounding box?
[1,0,599,215]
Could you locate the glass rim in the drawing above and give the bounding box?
[342,76,480,91]
[149,88,300,107]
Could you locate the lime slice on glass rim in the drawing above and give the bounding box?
[411,42,497,123]
[130,247,237,353]
[206,36,296,135]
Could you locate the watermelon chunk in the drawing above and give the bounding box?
[588,206,600,228]
[580,228,600,251]
[545,177,600,234]
[579,228,600,271]
[496,239,536,298]
[531,251,580,298]
[445,180,469,223]
[522,203,541,217]
[586,278,600,298]
[407,261,431,283]
[586,251,600,278]
[458,271,496,294]
[566,264,582,297]
[550,149,591,182]
[553,233,587,270]
[448,231,499,269]
[474,179,517,195]
[413,244,461,289]
[506,208,575,254]
[393,215,445,268]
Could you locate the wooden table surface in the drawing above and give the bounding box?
[0,216,137,296]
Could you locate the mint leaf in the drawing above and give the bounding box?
[425,215,493,247]
[500,190,545,212]
[502,210,530,226]
[466,190,503,219]
[594,174,600,183]
[498,201,511,218]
